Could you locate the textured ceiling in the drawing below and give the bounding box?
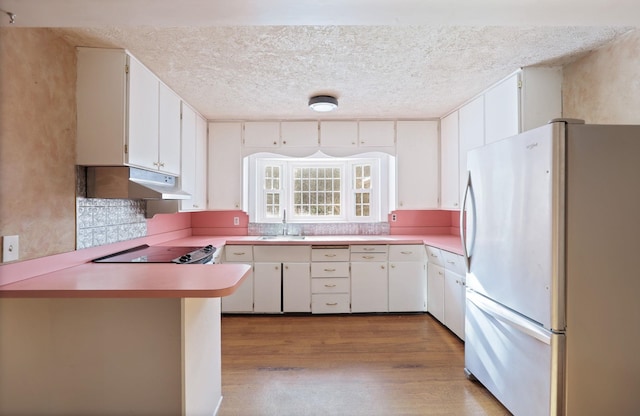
[2,1,636,120]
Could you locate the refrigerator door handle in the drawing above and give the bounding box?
[467,291,552,345]
[460,171,473,271]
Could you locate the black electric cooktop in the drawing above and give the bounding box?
[92,244,216,264]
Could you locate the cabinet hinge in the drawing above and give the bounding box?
[125,64,129,75]
[124,144,128,154]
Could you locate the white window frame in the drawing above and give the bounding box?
[249,152,389,223]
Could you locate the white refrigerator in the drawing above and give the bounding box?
[462,119,640,416]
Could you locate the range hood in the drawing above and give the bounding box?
[86,166,191,200]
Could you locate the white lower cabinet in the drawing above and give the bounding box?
[388,245,427,312]
[427,245,466,340]
[311,247,350,314]
[427,262,445,322]
[350,245,389,313]
[253,262,282,313]
[283,263,311,313]
[221,246,254,313]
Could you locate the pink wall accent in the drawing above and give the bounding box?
[147,212,193,236]
[191,211,249,236]
[389,210,460,235]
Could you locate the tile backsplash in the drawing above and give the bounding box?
[76,167,147,249]
[249,222,390,236]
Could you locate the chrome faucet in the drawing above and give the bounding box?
[282,209,287,235]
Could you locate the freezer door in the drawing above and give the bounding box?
[465,291,565,416]
[463,122,565,330]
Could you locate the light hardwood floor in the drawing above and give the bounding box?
[219,314,510,416]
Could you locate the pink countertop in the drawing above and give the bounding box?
[0,263,251,299]
[0,234,462,299]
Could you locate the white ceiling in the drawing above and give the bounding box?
[1,0,638,120]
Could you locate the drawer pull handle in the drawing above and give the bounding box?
[325,254,337,257]
[326,302,338,306]
[233,252,246,255]
[401,251,413,255]
[324,268,336,272]
[447,260,455,264]
[324,284,337,288]
[363,247,375,251]
[363,255,375,259]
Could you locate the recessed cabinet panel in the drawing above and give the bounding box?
[180,104,197,211]
[484,74,520,145]
[283,263,311,313]
[157,83,182,175]
[441,111,460,209]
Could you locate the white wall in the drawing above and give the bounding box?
[563,29,640,124]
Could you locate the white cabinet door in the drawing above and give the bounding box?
[484,73,519,145]
[180,103,197,211]
[388,261,427,312]
[396,121,439,209]
[358,121,395,147]
[458,95,485,202]
[158,83,182,175]
[127,55,160,171]
[208,122,242,210]
[283,262,311,312]
[221,269,254,313]
[280,121,318,148]
[320,121,358,147]
[193,113,208,209]
[244,121,280,148]
[440,111,460,209]
[427,263,445,322]
[444,269,465,339]
[351,262,388,313]
[253,262,282,313]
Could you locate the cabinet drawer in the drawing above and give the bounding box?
[225,246,253,262]
[425,246,444,266]
[312,294,351,314]
[312,278,350,294]
[350,252,388,262]
[350,245,388,254]
[442,250,465,274]
[311,262,350,277]
[311,247,350,262]
[389,245,426,262]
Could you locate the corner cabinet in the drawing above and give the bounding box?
[396,121,439,209]
[208,122,243,210]
[76,47,181,175]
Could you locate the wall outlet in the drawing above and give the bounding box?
[2,235,19,262]
[233,216,240,226]
[391,213,397,222]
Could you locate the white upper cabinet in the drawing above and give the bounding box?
[126,55,160,171]
[243,121,280,148]
[358,121,395,147]
[180,104,207,211]
[156,84,182,175]
[320,121,358,148]
[396,121,439,209]
[208,122,242,210]
[77,47,184,176]
[458,95,485,201]
[440,111,460,209]
[280,121,318,148]
[484,66,563,145]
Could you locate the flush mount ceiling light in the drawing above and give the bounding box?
[308,95,338,112]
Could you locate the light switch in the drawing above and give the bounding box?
[2,235,19,262]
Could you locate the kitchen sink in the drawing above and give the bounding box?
[259,235,306,240]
